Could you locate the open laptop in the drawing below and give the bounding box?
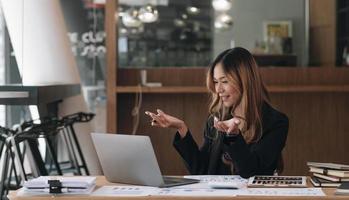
[91,133,199,187]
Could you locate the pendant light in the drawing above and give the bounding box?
[215,13,233,30]
[122,8,142,28]
[138,4,158,23]
[212,0,232,12]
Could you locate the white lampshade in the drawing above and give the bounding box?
[0,0,80,85]
[122,8,143,27]
[212,0,232,12]
[138,4,158,23]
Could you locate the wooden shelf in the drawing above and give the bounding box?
[115,85,349,94]
[116,86,208,93]
[268,85,349,92]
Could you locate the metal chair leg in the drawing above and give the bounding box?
[67,125,89,175]
[0,147,10,199]
[44,137,62,175]
[27,140,48,176]
[63,128,81,175]
[8,147,21,189]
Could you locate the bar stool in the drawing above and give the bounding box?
[0,126,26,199]
[60,112,95,175]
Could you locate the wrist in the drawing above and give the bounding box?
[226,129,241,137]
[177,122,188,138]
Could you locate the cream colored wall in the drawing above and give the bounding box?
[1,0,102,175]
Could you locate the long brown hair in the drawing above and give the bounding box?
[206,47,270,143]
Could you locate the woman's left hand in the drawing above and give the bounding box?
[214,117,241,136]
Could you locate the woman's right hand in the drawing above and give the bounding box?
[145,109,188,137]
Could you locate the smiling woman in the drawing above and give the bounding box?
[145,47,289,178]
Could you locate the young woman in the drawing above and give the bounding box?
[145,47,288,178]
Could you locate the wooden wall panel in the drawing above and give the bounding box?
[271,93,349,175]
[115,68,349,176]
[117,93,210,175]
[309,0,336,66]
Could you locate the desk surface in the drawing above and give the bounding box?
[7,176,347,200]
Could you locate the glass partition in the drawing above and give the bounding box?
[118,0,213,67]
[60,0,106,116]
[117,0,309,67]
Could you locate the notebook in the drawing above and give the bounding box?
[91,133,199,187]
[22,176,96,194]
[310,176,341,188]
[307,162,349,170]
[335,182,349,195]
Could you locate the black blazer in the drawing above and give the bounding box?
[173,103,289,178]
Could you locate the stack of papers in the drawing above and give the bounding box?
[183,175,248,189]
[21,176,96,195]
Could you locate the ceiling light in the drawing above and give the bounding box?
[215,13,233,30]
[174,18,186,27]
[117,7,125,19]
[122,8,142,27]
[130,25,144,34]
[212,0,232,12]
[138,4,159,23]
[186,6,200,15]
[119,28,128,35]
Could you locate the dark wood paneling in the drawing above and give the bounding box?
[115,68,349,176]
[271,93,349,175]
[309,0,336,66]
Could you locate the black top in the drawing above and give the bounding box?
[173,103,289,178]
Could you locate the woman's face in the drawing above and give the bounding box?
[213,63,240,107]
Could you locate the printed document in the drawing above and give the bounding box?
[238,188,325,196]
[92,186,157,196]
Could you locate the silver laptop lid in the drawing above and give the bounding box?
[91,133,164,187]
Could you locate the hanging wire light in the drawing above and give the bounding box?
[138,4,159,23]
[122,8,142,27]
[186,6,200,15]
[214,13,233,30]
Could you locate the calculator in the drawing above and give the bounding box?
[247,176,307,188]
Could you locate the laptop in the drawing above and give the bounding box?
[91,133,199,187]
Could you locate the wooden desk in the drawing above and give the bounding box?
[7,176,348,200]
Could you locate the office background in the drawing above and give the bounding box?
[0,0,348,178]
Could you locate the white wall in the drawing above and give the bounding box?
[0,0,102,175]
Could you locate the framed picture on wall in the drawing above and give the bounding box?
[263,20,292,40]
